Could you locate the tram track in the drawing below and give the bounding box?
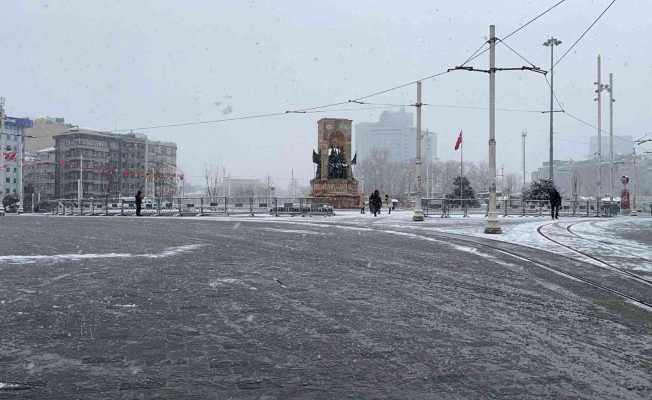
[293,220,652,311]
[423,228,652,311]
[537,221,652,288]
[565,220,651,263]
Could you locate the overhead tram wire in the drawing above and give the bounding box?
[461,0,568,66]
[496,38,539,69]
[112,111,289,132]
[553,0,617,68]
[112,0,569,133]
[342,100,546,113]
[111,105,408,132]
[297,1,568,111]
[502,0,567,42]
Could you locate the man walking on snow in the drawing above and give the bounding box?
[548,186,561,220]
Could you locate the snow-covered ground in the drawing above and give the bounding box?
[191,209,652,275]
[23,210,652,274]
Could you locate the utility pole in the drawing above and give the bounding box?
[413,80,424,221]
[607,73,615,204]
[448,25,545,233]
[521,129,527,190]
[485,25,501,233]
[543,36,561,183]
[594,55,608,206]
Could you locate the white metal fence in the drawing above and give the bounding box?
[422,198,623,218]
[50,196,334,217]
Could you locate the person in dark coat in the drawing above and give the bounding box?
[369,190,382,217]
[548,186,561,220]
[135,190,143,216]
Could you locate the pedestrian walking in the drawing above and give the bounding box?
[359,192,365,214]
[369,190,382,217]
[385,194,391,214]
[548,186,561,220]
[135,190,144,216]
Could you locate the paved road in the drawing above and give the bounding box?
[1,216,650,399]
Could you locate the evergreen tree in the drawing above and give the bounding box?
[523,179,555,200]
[447,176,479,206]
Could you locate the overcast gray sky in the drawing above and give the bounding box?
[2,0,650,188]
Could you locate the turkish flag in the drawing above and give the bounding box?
[454,130,463,151]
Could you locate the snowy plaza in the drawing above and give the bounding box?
[1,213,650,399]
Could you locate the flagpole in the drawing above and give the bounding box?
[460,132,463,212]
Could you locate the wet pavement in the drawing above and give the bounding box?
[1,215,651,399]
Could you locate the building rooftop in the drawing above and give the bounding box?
[53,128,177,147]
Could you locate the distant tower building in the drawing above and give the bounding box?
[354,109,436,164]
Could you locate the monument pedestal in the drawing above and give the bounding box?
[310,178,360,209]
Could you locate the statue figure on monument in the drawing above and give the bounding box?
[327,145,349,179]
[312,149,321,178]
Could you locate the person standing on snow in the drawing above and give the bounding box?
[369,190,382,217]
[548,186,561,220]
[135,190,144,216]
[385,194,391,214]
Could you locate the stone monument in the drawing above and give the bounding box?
[310,118,360,208]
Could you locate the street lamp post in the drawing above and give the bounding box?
[413,81,424,221]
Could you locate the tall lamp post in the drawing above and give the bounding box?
[413,81,424,221]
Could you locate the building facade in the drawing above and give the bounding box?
[23,147,56,207]
[354,109,436,164]
[1,116,33,200]
[24,117,75,153]
[54,128,177,200]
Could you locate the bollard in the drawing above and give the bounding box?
[274,197,278,217]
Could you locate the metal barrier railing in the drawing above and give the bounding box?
[35,196,648,218]
[50,196,334,217]
[422,198,621,218]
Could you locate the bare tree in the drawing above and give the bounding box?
[204,163,222,201]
